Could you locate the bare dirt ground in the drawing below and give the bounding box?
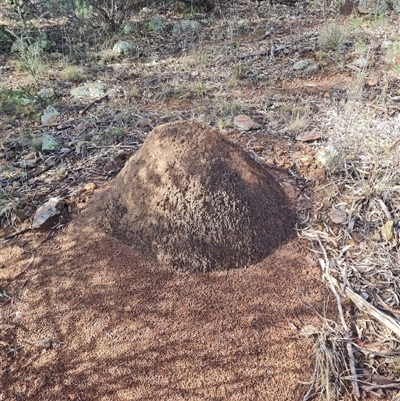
[1,194,331,400]
[1,0,400,399]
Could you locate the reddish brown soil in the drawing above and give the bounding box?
[0,187,332,400]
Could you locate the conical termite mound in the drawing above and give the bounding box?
[98,121,296,272]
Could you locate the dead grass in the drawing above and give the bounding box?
[301,96,400,399]
[301,322,353,401]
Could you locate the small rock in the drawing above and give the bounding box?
[299,156,311,166]
[20,97,35,105]
[293,59,312,71]
[353,57,369,68]
[50,52,63,60]
[139,7,153,16]
[315,148,327,165]
[37,88,54,100]
[32,197,65,229]
[367,75,379,86]
[83,182,96,192]
[329,208,348,224]
[41,105,59,124]
[233,115,259,131]
[121,23,135,35]
[42,133,60,152]
[251,145,265,152]
[296,131,322,142]
[70,82,106,98]
[381,220,394,241]
[146,16,165,32]
[112,41,135,56]
[172,20,202,35]
[60,147,71,155]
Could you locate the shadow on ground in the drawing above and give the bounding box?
[1,204,330,401]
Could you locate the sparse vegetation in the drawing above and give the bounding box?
[0,85,39,118]
[318,23,350,52]
[1,0,400,399]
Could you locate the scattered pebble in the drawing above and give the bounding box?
[233,115,259,131]
[328,208,348,224]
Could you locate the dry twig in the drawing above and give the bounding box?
[13,252,35,279]
[317,237,361,398]
[330,277,400,338]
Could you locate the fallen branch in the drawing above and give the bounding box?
[3,227,32,242]
[330,277,400,338]
[79,94,109,116]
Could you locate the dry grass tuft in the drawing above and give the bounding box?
[0,188,22,227]
[302,322,354,401]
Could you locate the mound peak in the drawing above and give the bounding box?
[98,121,295,272]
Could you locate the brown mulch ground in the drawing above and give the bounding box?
[0,181,333,400]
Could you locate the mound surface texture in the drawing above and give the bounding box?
[99,121,295,272]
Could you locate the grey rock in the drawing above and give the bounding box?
[172,20,202,36]
[37,88,54,100]
[41,105,59,124]
[70,82,106,98]
[32,197,65,229]
[112,41,135,56]
[354,57,369,68]
[293,59,312,71]
[147,16,165,32]
[50,52,64,60]
[121,23,136,35]
[41,133,60,151]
